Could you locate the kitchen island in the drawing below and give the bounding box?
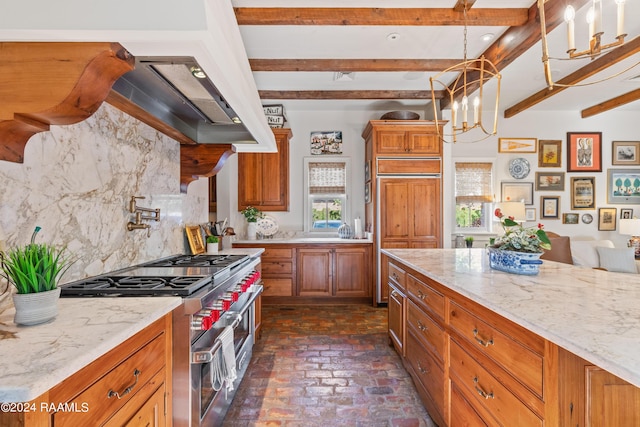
[382,248,640,426]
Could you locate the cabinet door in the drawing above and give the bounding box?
[379,179,410,240]
[586,366,640,427]
[334,247,370,297]
[238,128,291,211]
[407,131,441,154]
[411,178,441,245]
[388,283,405,356]
[375,130,407,153]
[297,249,332,296]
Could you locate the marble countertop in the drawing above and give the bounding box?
[382,248,640,388]
[0,297,181,402]
[233,237,373,244]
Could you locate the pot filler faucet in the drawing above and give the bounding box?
[127,196,160,237]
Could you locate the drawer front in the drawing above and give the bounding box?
[407,274,445,320]
[377,158,441,175]
[54,334,165,427]
[407,300,445,365]
[406,330,445,414]
[388,262,406,290]
[450,382,490,427]
[262,278,293,296]
[450,339,543,427]
[262,261,293,275]
[449,301,543,397]
[263,248,294,258]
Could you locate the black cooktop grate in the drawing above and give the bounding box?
[60,275,211,297]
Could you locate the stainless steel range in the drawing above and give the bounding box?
[60,253,263,426]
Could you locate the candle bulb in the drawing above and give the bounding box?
[564,6,576,51]
[587,7,595,40]
[593,0,602,36]
[452,101,458,129]
[616,0,626,38]
[461,96,468,125]
[473,96,480,125]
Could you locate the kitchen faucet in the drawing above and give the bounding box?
[127,196,160,237]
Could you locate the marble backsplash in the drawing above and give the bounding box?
[0,103,209,287]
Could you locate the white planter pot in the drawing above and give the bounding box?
[247,222,258,240]
[206,242,219,254]
[12,287,61,326]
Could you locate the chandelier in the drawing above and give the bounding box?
[538,0,630,89]
[429,1,501,143]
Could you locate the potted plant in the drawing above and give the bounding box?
[240,206,264,240]
[464,236,474,248]
[488,208,551,275]
[206,235,219,254]
[1,243,73,326]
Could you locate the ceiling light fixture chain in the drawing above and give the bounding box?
[429,0,501,143]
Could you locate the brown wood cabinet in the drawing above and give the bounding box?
[385,256,640,426]
[362,120,443,305]
[238,128,292,212]
[234,242,372,304]
[1,315,172,427]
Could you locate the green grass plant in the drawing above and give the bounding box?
[1,244,73,294]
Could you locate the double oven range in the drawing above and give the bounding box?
[59,253,263,426]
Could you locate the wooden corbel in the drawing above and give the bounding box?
[180,144,237,193]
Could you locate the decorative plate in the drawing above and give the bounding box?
[509,158,530,179]
[256,215,279,237]
[582,213,593,224]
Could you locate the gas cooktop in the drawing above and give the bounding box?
[142,254,247,268]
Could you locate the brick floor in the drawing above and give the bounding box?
[223,304,436,427]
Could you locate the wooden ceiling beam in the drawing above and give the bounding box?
[440,0,591,110]
[234,7,528,26]
[258,90,443,100]
[453,0,478,13]
[505,36,640,118]
[249,58,464,72]
[581,88,640,118]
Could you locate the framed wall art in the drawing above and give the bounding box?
[621,208,633,219]
[498,138,537,153]
[598,208,617,231]
[612,141,640,166]
[562,213,579,224]
[535,171,565,191]
[365,181,371,204]
[570,176,596,210]
[525,208,536,222]
[607,168,640,204]
[310,131,342,155]
[541,196,560,219]
[566,132,602,172]
[186,225,205,255]
[501,181,534,205]
[538,139,562,167]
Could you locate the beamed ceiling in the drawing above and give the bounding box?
[232,0,640,118]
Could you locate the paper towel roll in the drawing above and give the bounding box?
[354,217,363,239]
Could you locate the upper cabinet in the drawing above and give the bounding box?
[238,128,292,212]
[364,121,442,156]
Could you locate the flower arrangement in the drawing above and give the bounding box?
[241,206,264,223]
[1,243,73,294]
[492,208,551,253]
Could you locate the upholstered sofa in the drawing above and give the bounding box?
[541,233,639,274]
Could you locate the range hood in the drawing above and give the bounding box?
[111,56,257,145]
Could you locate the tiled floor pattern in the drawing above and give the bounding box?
[223,304,436,427]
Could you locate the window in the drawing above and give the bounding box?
[455,162,493,232]
[304,158,350,233]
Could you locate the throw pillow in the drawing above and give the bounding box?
[570,240,615,268]
[596,247,638,274]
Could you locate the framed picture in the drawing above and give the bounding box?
[612,141,640,166]
[541,196,560,219]
[364,160,371,182]
[621,208,633,219]
[567,132,602,172]
[501,181,534,205]
[607,168,640,204]
[535,171,565,191]
[365,181,371,204]
[562,213,579,224]
[598,208,617,231]
[538,139,562,167]
[570,176,596,210]
[311,131,342,155]
[498,138,537,153]
[185,225,205,255]
[525,208,536,222]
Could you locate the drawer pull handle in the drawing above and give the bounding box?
[391,290,398,297]
[473,328,494,347]
[417,361,430,375]
[107,369,141,399]
[417,290,427,300]
[392,272,399,281]
[473,377,495,400]
[417,320,428,332]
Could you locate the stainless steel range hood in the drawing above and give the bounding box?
[112,56,257,144]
